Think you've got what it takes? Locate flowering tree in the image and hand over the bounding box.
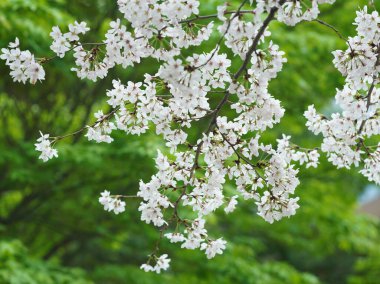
[2,0,379,273]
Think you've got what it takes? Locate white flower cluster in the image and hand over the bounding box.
[201,238,227,259]
[305,6,380,184]
[164,218,228,259]
[50,21,90,58]
[99,190,126,214]
[277,0,335,26]
[12,0,380,274]
[140,254,171,273]
[34,132,58,162]
[1,38,45,84]
[85,111,116,143]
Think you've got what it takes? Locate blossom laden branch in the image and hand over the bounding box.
[5,0,378,275]
[35,107,120,161]
[305,5,380,183]
[357,45,380,134]
[234,0,286,79]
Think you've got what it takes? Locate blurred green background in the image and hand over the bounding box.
[1,0,380,283]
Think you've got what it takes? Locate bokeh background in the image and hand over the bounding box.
[1,0,380,283]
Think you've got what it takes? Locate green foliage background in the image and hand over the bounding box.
[1,0,380,283]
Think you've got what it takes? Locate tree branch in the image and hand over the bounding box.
[313,19,347,42]
[358,45,380,135]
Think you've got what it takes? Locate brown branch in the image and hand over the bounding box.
[313,19,347,42]
[217,129,257,168]
[194,10,242,69]
[186,0,285,186]
[38,42,106,64]
[188,0,251,175]
[234,0,285,79]
[358,45,380,135]
[217,127,267,183]
[53,106,120,142]
[179,10,255,24]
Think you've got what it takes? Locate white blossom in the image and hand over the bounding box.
[224,195,238,214]
[200,238,227,259]
[34,132,58,162]
[1,38,45,84]
[140,254,171,274]
[99,190,126,214]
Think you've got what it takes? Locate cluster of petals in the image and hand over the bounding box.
[305,6,380,184]
[1,38,45,84]
[34,132,58,162]
[98,190,126,214]
[140,254,171,273]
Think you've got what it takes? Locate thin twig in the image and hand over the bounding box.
[313,19,347,42]
[194,6,254,69]
[217,127,267,183]
[53,107,120,141]
[39,42,106,64]
[179,10,255,24]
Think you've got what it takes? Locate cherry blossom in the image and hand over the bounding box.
[140,254,171,273]
[201,238,227,259]
[5,0,380,274]
[34,132,58,162]
[1,38,45,84]
[99,190,126,215]
[306,6,380,183]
